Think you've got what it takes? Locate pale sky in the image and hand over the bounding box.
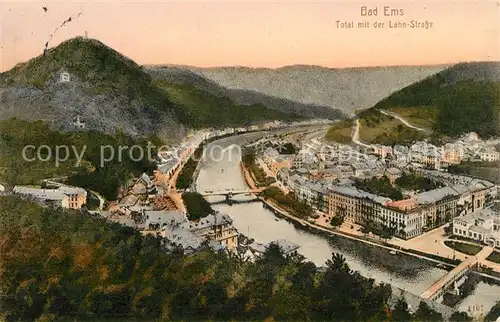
[1,0,499,72]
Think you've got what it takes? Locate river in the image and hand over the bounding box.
[195,130,500,313]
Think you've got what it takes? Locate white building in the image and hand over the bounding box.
[73,116,85,129]
[453,208,500,248]
[59,71,71,83]
[13,186,87,209]
[479,149,500,162]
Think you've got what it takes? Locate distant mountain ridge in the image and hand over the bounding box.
[173,64,450,115]
[146,65,346,120]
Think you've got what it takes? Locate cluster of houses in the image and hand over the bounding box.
[12,185,87,209]
[256,132,499,244]
[378,132,500,169]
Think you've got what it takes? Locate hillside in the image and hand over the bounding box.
[326,62,500,145]
[0,38,312,140]
[184,64,448,116]
[0,37,186,141]
[155,81,303,128]
[0,196,398,321]
[147,65,346,120]
[0,118,159,199]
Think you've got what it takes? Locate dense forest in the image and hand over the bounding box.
[0,118,158,200]
[371,63,500,139]
[0,195,459,321]
[156,81,303,129]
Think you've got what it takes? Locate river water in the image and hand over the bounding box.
[196,130,499,313]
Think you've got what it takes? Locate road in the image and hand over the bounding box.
[352,119,371,148]
[378,109,427,132]
[89,190,106,210]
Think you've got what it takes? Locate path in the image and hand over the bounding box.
[378,109,427,132]
[89,190,106,210]
[352,119,371,148]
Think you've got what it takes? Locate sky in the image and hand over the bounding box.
[1,0,499,72]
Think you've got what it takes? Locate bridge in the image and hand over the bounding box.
[420,247,494,301]
[201,188,265,197]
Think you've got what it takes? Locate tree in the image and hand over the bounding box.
[325,253,351,275]
[392,298,412,322]
[485,301,500,322]
[414,301,443,321]
[449,311,473,322]
[182,192,215,220]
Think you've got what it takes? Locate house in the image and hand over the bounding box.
[478,148,500,162]
[180,212,239,251]
[142,210,186,230]
[442,143,463,165]
[73,115,86,129]
[245,239,300,261]
[13,186,87,209]
[59,70,71,83]
[372,144,392,159]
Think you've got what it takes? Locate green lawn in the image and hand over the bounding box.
[486,251,500,264]
[325,119,353,144]
[444,240,482,256]
[387,106,438,130]
[358,110,428,145]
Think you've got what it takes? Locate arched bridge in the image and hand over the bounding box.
[202,188,265,197]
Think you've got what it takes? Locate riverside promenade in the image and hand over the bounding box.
[239,159,500,279]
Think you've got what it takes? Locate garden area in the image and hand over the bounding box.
[242,149,276,187]
[444,240,482,256]
[486,251,500,264]
[354,176,403,201]
[261,186,313,219]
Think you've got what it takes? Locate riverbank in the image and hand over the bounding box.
[239,160,500,283]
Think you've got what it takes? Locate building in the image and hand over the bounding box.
[385,167,402,184]
[244,239,300,261]
[478,149,500,162]
[453,209,500,248]
[142,210,186,230]
[72,115,85,129]
[442,143,463,165]
[160,212,239,252]
[380,205,426,239]
[59,70,71,83]
[372,144,392,159]
[13,186,87,209]
[180,212,239,251]
[327,185,391,225]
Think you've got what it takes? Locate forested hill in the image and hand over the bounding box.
[0,196,394,321]
[369,61,500,139]
[327,62,500,145]
[148,65,347,120]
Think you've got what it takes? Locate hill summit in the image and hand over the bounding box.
[0,37,185,139]
[0,37,311,139]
